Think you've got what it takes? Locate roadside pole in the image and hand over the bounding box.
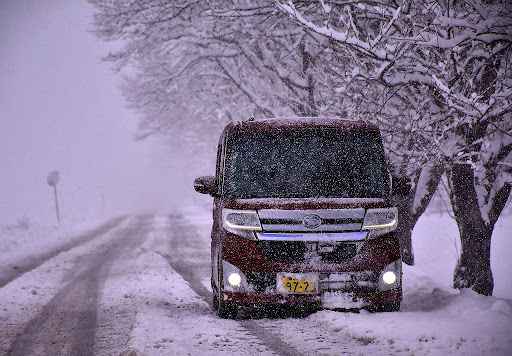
[53,184,60,222]
[47,170,61,223]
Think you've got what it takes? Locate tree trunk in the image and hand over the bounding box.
[395,193,417,265]
[449,163,494,295]
[395,164,444,265]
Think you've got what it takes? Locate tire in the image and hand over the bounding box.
[216,293,238,319]
[212,291,219,310]
[212,278,237,318]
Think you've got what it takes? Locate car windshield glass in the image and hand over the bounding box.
[223,128,390,198]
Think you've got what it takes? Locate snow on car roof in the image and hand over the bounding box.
[223,117,380,133]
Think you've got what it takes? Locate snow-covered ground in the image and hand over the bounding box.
[1,205,511,355]
[0,216,105,274]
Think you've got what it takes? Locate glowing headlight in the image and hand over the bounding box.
[382,271,397,285]
[222,260,247,291]
[228,273,242,287]
[378,259,401,291]
[222,209,261,240]
[362,207,398,238]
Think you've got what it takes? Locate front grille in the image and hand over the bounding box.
[258,241,306,263]
[319,243,357,263]
[258,208,365,232]
[257,240,360,264]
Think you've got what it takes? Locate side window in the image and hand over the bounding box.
[215,134,228,197]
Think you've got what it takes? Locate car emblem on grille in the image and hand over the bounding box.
[302,214,322,229]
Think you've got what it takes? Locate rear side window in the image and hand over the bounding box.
[222,128,390,199]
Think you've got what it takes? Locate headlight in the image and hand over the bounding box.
[222,209,261,240]
[222,260,248,292]
[362,207,398,238]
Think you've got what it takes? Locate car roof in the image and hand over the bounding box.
[222,117,380,134]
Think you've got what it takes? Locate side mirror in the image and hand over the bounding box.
[194,176,217,196]
[392,176,411,197]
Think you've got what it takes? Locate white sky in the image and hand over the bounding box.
[0,1,179,223]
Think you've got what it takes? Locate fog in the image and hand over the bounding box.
[0,1,194,224]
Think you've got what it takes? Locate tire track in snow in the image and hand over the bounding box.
[164,215,306,356]
[0,216,126,288]
[7,216,151,356]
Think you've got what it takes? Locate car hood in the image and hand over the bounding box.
[222,197,390,211]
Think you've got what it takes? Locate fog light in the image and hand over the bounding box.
[228,273,242,287]
[382,271,397,285]
[222,260,248,291]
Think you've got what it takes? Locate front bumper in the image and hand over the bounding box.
[221,287,402,309]
[221,259,402,309]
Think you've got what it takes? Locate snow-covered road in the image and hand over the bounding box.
[1,212,511,355]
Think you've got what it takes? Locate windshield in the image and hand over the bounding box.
[222,128,390,199]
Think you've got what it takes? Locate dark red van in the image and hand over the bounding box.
[194,118,403,318]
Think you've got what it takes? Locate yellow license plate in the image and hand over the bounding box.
[277,273,318,294]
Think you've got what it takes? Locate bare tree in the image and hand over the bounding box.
[89,0,445,266]
[278,0,512,295]
[88,0,357,185]
[89,1,337,135]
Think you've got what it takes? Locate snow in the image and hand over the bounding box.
[1,205,511,355]
[278,2,390,60]
[321,291,366,309]
[0,216,104,274]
